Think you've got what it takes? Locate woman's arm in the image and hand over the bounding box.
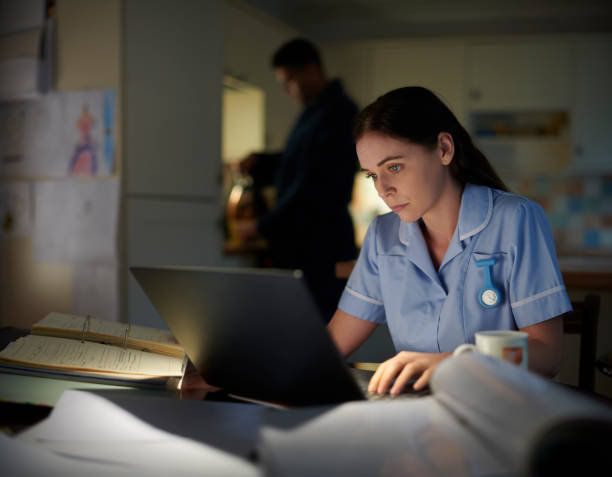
[521,315,563,378]
[327,308,379,357]
[369,315,564,395]
[328,309,450,394]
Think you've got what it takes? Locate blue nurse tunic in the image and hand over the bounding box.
[338,184,572,353]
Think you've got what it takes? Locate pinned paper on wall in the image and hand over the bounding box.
[0,89,116,177]
[34,178,119,264]
[0,181,33,237]
[72,263,120,322]
[0,0,45,35]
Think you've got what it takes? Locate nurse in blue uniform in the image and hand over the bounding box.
[327,86,571,396]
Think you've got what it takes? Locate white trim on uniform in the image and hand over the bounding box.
[460,187,494,241]
[345,287,384,306]
[510,285,565,308]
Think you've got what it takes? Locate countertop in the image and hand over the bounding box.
[558,256,612,290]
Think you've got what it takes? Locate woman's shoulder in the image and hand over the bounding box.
[365,212,403,253]
[490,187,543,217]
[368,211,400,237]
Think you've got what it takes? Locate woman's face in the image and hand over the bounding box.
[356,131,453,224]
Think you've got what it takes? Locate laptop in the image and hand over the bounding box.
[130,265,428,407]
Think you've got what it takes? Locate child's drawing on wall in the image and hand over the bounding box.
[69,105,97,175]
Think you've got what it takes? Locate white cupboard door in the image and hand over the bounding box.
[571,37,612,172]
[467,40,571,111]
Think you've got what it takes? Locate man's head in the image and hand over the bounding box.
[272,38,328,106]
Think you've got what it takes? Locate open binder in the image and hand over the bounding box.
[31,312,184,358]
[0,313,187,389]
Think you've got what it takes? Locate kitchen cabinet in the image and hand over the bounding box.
[470,109,571,185]
[370,42,467,123]
[467,40,572,111]
[124,0,223,198]
[466,39,575,182]
[570,37,612,172]
[124,0,226,328]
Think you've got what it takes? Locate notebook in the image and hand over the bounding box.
[130,265,428,407]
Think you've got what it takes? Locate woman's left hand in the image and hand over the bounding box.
[234,219,258,240]
[368,351,452,395]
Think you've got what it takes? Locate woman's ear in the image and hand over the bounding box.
[437,132,454,166]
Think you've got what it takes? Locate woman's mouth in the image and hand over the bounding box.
[390,203,407,213]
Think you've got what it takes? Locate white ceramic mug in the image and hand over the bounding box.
[453,330,529,369]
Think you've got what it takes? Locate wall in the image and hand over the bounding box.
[225,0,299,151]
[322,38,467,121]
[0,0,121,329]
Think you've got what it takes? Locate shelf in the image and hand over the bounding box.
[470,110,569,140]
[474,136,570,146]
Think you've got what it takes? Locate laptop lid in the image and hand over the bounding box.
[130,266,364,407]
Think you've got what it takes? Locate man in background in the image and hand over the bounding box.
[236,38,358,321]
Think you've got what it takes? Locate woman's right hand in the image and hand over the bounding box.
[368,351,451,395]
[179,361,220,400]
[238,153,258,175]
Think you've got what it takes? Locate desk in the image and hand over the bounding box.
[0,327,243,434]
[2,351,612,477]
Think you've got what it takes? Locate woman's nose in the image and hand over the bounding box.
[377,178,395,198]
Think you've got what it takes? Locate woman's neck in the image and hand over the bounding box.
[420,180,463,269]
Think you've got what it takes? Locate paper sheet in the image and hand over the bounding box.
[72,264,120,322]
[258,398,506,477]
[17,390,261,477]
[35,312,178,346]
[0,57,40,101]
[431,353,612,468]
[0,0,45,35]
[33,177,119,264]
[0,89,115,177]
[0,433,151,477]
[0,335,184,377]
[0,180,33,237]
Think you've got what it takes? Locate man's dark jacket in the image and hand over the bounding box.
[251,79,359,319]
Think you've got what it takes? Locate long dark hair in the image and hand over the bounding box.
[353,86,508,192]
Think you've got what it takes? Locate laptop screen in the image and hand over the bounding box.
[130,266,364,406]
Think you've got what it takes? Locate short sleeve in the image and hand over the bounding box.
[337,217,386,323]
[508,200,572,328]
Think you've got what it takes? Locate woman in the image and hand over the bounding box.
[328,87,570,396]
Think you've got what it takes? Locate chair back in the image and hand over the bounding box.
[563,295,600,392]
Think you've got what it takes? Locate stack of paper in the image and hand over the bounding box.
[13,390,262,477]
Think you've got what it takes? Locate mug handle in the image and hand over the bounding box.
[453,343,477,357]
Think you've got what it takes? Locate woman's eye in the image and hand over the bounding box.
[366,172,377,181]
[389,164,402,173]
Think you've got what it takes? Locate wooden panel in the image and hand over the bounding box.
[562,271,612,291]
[0,238,72,328]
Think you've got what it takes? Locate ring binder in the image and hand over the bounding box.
[81,315,91,343]
[123,323,131,349]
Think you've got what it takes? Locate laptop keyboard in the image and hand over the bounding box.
[349,367,431,400]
